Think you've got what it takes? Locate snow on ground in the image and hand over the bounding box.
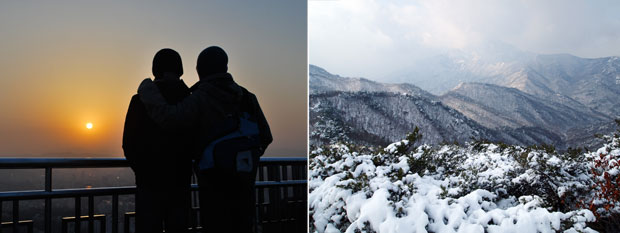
[309,134,620,233]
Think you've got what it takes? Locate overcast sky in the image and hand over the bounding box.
[310,0,620,80]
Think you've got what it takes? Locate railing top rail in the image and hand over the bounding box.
[0,158,128,168]
[0,180,308,200]
[0,157,306,169]
[258,157,307,164]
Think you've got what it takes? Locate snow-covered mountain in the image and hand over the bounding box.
[386,42,535,95]
[514,55,620,117]
[310,91,495,146]
[388,44,620,117]
[309,65,616,149]
[440,82,609,132]
[310,65,433,98]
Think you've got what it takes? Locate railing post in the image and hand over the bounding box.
[123,213,130,233]
[61,219,67,233]
[0,201,3,233]
[45,167,52,233]
[88,195,94,233]
[112,194,118,233]
[299,163,307,231]
[26,221,33,233]
[100,215,106,233]
[271,164,281,230]
[282,164,290,231]
[75,197,81,233]
[256,162,266,231]
[12,200,19,233]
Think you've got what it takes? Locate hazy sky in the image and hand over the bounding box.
[310,0,620,79]
[0,1,307,157]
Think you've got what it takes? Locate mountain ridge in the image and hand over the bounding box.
[309,64,617,150]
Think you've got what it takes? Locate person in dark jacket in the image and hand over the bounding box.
[122,48,193,233]
[136,46,272,233]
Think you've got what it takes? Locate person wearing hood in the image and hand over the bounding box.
[137,46,272,233]
[122,48,193,233]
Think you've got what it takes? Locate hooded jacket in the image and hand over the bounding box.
[137,73,272,159]
[123,79,193,186]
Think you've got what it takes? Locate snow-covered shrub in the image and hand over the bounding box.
[308,132,620,232]
[578,131,620,224]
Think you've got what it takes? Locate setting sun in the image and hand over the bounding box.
[86,122,93,129]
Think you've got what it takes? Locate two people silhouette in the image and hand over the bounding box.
[122,47,272,233]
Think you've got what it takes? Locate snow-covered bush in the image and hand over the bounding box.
[309,131,620,232]
[577,131,620,230]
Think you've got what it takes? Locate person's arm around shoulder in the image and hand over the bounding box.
[137,78,207,129]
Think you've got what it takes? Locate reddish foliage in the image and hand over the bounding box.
[577,153,620,219]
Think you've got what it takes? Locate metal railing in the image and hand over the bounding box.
[0,157,307,233]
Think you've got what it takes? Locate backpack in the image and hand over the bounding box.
[198,111,261,172]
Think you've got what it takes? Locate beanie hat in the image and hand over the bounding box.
[152,48,183,79]
[197,46,228,77]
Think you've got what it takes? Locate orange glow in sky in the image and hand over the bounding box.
[0,1,307,158]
